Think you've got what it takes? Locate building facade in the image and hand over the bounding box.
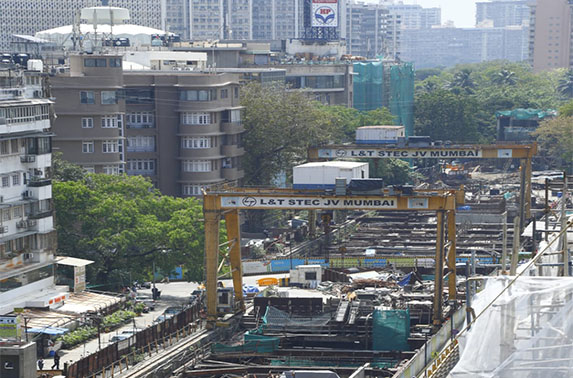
[51,54,244,197]
[528,0,573,71]
[400,25,529,69]
[0,66,61,315]
[0,0,163,51]
[251,0,302,40]
[385,3,441,30]
[476,0,530,27]
[346,1,401,59]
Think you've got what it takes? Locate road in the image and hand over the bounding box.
[44,274,288,370]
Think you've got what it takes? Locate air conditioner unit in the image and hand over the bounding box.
[24,253,33,260]
[0,226,8,234]
[16,220,27,229]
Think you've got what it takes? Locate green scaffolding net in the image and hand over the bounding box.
[211,332,280,354]
[372,308,410,351]
[353,61,415,136]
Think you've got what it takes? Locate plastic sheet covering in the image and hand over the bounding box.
[450,276,573,377]
[212,333,280,354]
[353,61,383,112]
[262,306,332,332]
[372,307,410,351]
[389,63,415,137]
[495,108,557,121]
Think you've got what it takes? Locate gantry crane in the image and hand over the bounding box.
[203,188,458,327]
[308,143,537,226]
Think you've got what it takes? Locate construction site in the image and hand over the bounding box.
[20,137,571,378]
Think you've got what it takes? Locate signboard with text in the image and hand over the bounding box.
[0,316,21,339]
[221,196,409,210]
[312,0,338,27]
[318,148,484,159]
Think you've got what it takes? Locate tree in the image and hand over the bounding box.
[415,89,481,142]
[321,105,395,142]
[369,159,421,185]
[558,69,573,99]
[240,82,336,186]
[493,69,517,86]
[446,69,476,94]
[532,116,573,173]
[51,152,86,182]
[53,174,207,288]
[558,100,573,117]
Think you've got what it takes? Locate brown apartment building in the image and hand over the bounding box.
[529,0,573,71]
[51,54,244,197]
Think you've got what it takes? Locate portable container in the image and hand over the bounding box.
[356,125,405,144]
[293,161,369,189]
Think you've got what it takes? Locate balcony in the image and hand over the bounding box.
[221,122,245,134]
[222,145,245,157]
[20,155,36,163]
[179,147,222,159]
[222,168,244,181]
[178,123,221,135]
[126,123,155,129]
[27,178,52,187]
[29,209,53,220]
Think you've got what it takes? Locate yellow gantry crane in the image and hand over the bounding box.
[203,188,458,327]
[308,143,537,223]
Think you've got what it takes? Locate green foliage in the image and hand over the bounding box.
[415,89,482,142]
[414,61,562,143]
[532,116,573,173]
[369,159,421,185]
[52,151,86,182]
[240,82,336,186]
[557,69,573,98]
[102,310,136,328]
[559,100,573,117]
[321,105,395,142]
[53,174,206,288]
[57,327,97,349]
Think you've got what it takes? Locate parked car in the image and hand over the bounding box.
[153,313,174,323]
[109,334,130,343]
[164,306,182,315]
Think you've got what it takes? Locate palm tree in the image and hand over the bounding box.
[493,69,517,86]
[558,69,573,98]
[446,69,475,94]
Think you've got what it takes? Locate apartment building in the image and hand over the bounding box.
[0,0,163,51]
[476,0,530,27]
[385,3,441,30]
[346,1,401,59]
[0,65,61,315]
[51,54,244,197]
[528,0,573,71]
[187,0,252,41]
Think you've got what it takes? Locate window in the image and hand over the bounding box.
[220,89,228,99]
[109,58,122,67]
[84,58,107,67]
[83,166,95,173]
[125,88,154,104]
[234,87,239,98]
[179,89,216,101]
[126,112,154,128]
[182,160,212,172]
[2,208,11,221]
[126,159,156,175]
[82,117,94,128]
[126,136,155,152]
[12,206,22,218]
[101,91,117,105]
[0,140,9,155]
[82,141,94,153]
[101,116,117,128]
[182,137,211,149]
[181,112,211,125]
[182,184,204,196]
[102,140,118,153]
[12,174,20,186]
[1,176,9,187]
[103,165,120,175]
[80,91,95,104]
[305,271,317,280]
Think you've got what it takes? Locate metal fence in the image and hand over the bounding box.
[66,303,201,378]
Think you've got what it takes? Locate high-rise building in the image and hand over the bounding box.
[188,0,252,41]
[346,1,401,58]
[0,64,60,315]
[0,0,163,51]
[251,0,302,40]
[385,3,441,29]
[528,0,573,71]
[476,0,530,27]
[401,26,529,69]
[51,54,245,197]
[163,0,190,39]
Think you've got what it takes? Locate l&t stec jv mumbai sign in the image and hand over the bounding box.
[312,0,338,27]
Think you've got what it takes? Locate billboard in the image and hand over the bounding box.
[312,0,338,27]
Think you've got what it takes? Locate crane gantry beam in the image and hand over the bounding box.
[203,189,457,327]
[308,143,537,223]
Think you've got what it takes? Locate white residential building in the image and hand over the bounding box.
[0,64,63,315]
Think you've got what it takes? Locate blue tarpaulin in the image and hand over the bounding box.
[27,327,68,335]
[398,272,413,287]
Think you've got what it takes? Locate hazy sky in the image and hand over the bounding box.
[365,0,479,28]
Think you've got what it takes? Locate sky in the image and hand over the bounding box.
[365,0,479,28]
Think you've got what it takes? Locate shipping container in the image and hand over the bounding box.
[293,161,369,189]
[356,125,405,144]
